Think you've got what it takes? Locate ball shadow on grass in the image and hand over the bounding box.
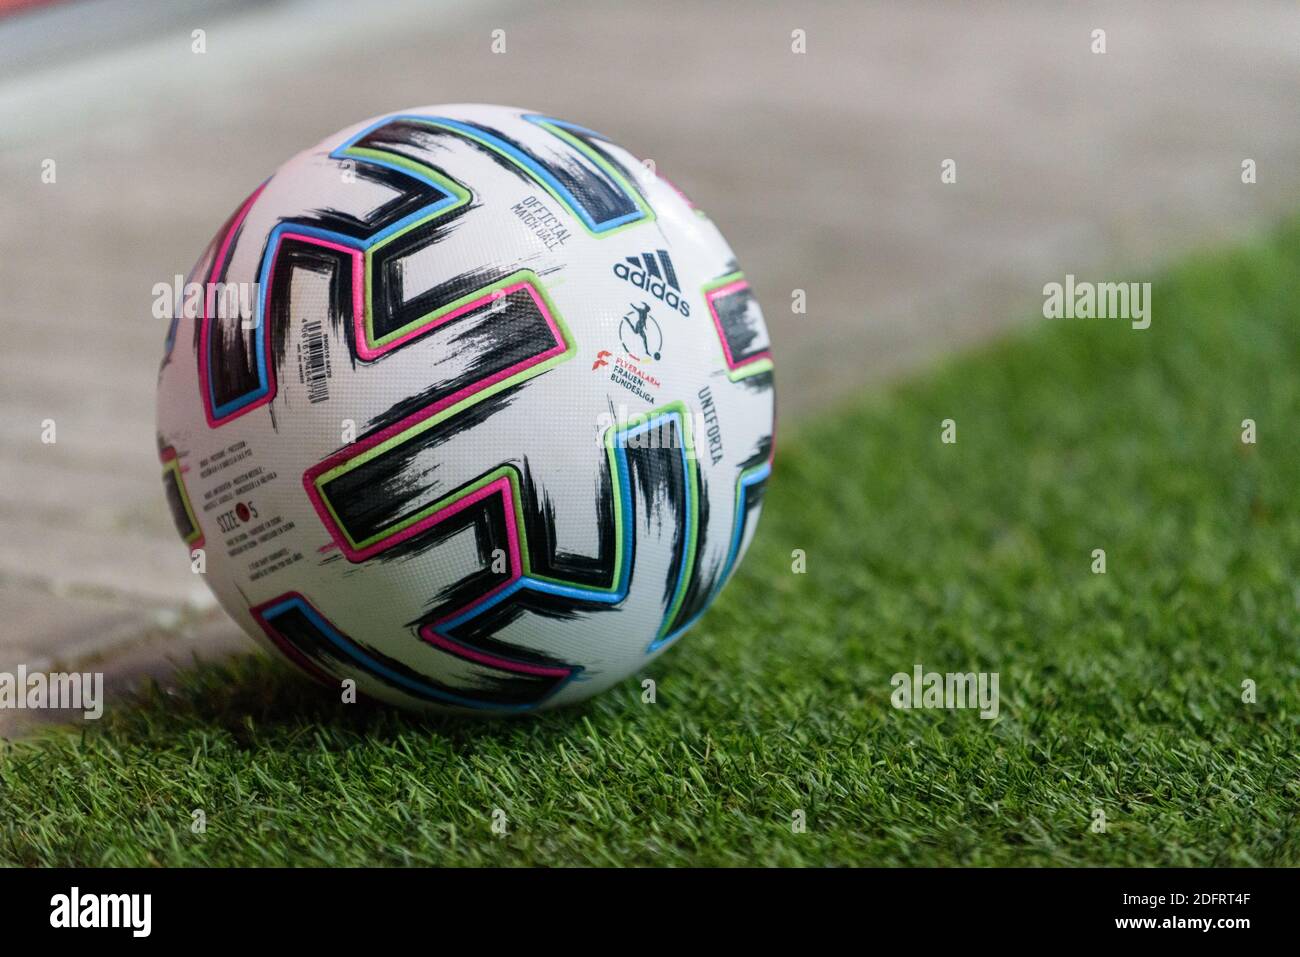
[104,651,604,753]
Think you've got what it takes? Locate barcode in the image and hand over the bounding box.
[298,319,331,404]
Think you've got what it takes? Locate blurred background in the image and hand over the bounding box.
[2,0,1299,725]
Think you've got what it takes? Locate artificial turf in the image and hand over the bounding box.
[2,222,1298,867]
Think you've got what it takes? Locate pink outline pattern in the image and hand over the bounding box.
[314,471,523,566]
[197,183,269,428]
[302,281,566,561]
[705,278,773,374]
[357,278,544,361]
[270,231,364,328]
[250,592,336,687]
[422,628,572,679]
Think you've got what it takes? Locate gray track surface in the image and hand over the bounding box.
[2,0,1299,729]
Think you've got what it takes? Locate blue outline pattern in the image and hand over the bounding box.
[261,413,766,711]
[206,111,644,421]
[434,412,692,652]
[256,594,575,713]
[205,181,462,420]
[342,114,644,234]
[649,458,772,653]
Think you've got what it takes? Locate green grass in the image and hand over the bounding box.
[4,222,1299,868]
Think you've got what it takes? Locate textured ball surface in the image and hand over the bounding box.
[156,104,775,712]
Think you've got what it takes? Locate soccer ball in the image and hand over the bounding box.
[156,104,775,713]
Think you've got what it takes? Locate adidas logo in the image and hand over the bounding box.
[612,250,690,316]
